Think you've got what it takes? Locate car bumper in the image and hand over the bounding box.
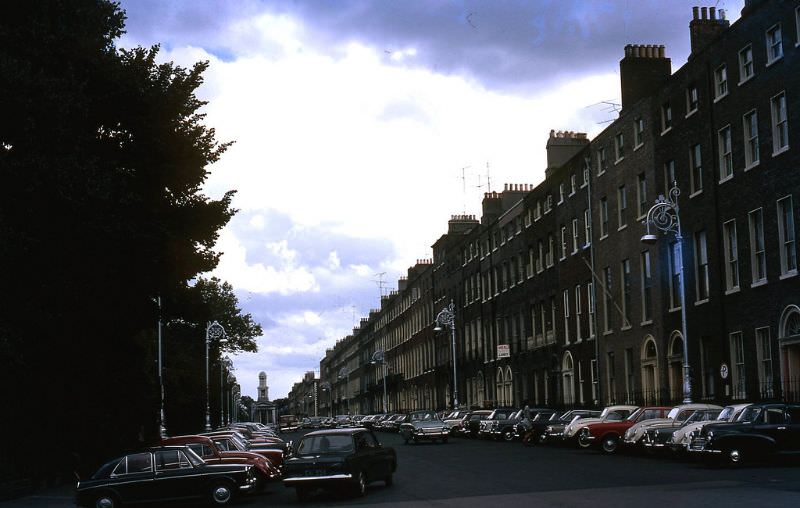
[412,431,449,439]
[284,473,354,486]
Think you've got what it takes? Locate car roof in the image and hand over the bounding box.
[303,428,367,437]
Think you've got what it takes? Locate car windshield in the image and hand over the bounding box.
[666,407,681,420]
[298,434,354,454]
[181,447,205,467]
[626,409,643,421]
[738,406,762,422]
[411,411,438,421]
[717,407,734,421]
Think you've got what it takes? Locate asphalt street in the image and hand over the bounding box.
[4,429,800,507]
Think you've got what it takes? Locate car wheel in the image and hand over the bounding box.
[538,433,548,445]
[502,429,515,442]
[384,474,393,487]
[210,481,234,506]
[577,434,592,449]
[601,435,619,454]
[726,448,744,467]
[93,493,117,508]
[353,471,367,497]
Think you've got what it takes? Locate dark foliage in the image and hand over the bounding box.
[0,1,252,483]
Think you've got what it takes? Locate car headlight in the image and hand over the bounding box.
[442,427,449,432]
[706,431,714,440]
[545,426,553,432]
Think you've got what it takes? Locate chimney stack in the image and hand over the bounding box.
[545,130,590,176]
[619,44,671,110]
[689,5,730,56]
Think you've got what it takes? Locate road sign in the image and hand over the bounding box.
[497,344,510,358]
[720,363,729,380]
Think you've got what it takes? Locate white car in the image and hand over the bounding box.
[623,403,722,447]
[667,403,751,451]
[562,405,638,446]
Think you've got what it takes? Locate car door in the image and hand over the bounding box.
[153,449,201,501]
[354,432,381,481]
[111,453,155,504]
[754,405,791,450]
[786,405,800,451]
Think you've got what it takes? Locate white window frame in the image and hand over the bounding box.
[584,209,591,248]
[714,64,728,101]
[777,195,797,278]
[563,289,570,344]
[756,327,773,398]
[614,132,625,163]
[597,147,606,176]
[558,182,565,204]
[634,118,644,149]
[600,197,609,239]
[640,250,652,323]
[748,208,767,286]
[765,23,783,65]
[686,85,698,117]
[690,144,703,196]
[743,109,760,170]
[620,258,631,329]
[570,174,576,196]
[571,218,579,254]
[560,226,568,260]
[738,44,754,84]
[770,91,788,155]
[694,230,710,304]
[718,125,733,182]
[617,185,627,230]
[661,102,672,133]
[637,173,647,219]
[723,219,740,293]
[575,285,582,341]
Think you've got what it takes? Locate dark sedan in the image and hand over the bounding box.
[75,445,256,508]
[283,428,396,500]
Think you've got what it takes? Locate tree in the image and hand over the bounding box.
[0,1,239,479]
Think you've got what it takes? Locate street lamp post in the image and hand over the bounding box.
[321,382,331,416]
[220,356,232,426]
[434,299,459,410]
[642,183,692,404]
[205,321,225,431]
[371,350,388,413]
[157,296,167,438]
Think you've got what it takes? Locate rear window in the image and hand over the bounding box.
[298,435,354,454]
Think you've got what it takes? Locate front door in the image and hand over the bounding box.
[754,405,791,450]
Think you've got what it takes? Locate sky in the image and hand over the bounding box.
[118,0,744,401]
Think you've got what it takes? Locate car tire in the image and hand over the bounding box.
[93,493,118,508]
[577,435,592,449]
[502,429,515,442]
[353,471,367,497]
[601,435,619,454]
[725,447,744,467]
[384,474,393,487]
[210,481,234,506]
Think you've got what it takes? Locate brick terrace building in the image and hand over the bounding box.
[287,0,799,413]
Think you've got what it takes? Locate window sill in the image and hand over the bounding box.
[685,109,697,119]
[744,160,760,172]
[598,169,606,177]
[772,146,790,157]
[661,127,672,136]
[599,234,609,241]
[738,74,754,86]
[750,279,768,288]
[718,174,733,185]
[668,306,681,313]
[581,183,588,189]
[689,189,703,199]
[618,224,628,232]
[636,214,646,222]
[634,143,644,152]
[614,157,625,165]
[603,330,614,336]
[724,287,741,296]
[714,92,729,103]
[640,320,653,326]
[694,299,709,306]
[766,56,783,68]
[620,325,632,331]
[779,271,798,280]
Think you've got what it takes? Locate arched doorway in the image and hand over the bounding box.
[562,351,575,406]
[779,305,800,400]
[496,368,505,406]
[477,371,485,407]
[504,366,513,406]
[641,336,659,404]
[667,333,684,402]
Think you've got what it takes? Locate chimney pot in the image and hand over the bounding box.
[701,7,707,19]
[710,7,716,19]
[719,9,725,20]
[692,6,699,20]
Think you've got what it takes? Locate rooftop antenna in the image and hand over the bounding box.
[374,272,388,298]
[475,162,492,194]
[460,165,470,214]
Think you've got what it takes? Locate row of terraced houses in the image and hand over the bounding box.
[287,0,800,417]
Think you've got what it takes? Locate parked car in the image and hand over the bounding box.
[381,414,406,432]
[162,435,279,488]
[688,403,800,466]
[283,428,396,500]
[562,405,638,446]
[534,410,601,445]
[398,410,450,444]
[668,404,751,452]
[204,432,287,470]
[334,414,353,428]
[443,410,471,436]
[75,446,257,508]
[478,408,518,439]
[623,403,722,450]
[487,409,527,441]
[466,410,493,438]
[578,406,670,453]
[642,408,723,452]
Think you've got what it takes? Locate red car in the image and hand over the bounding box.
[203,432,286,470]
[161,435,279,489]
[578,407,670,454]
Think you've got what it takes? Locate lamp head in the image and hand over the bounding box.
[641,233,659,245]
[434,325,443,332]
